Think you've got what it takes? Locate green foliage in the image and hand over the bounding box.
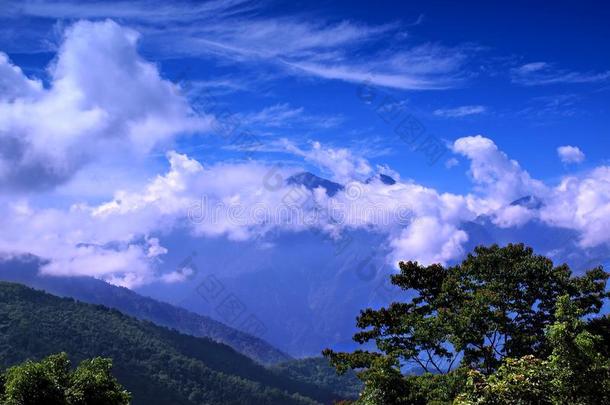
[323,244,610,404]
[455,355,552,404]
[2,354,69,405]
[545,295,610,404]
[355,356,409,405]
[0,282,337,405]
[0,353,130,405]
[326,243,608,374]
[66,357,131,405]
[455,296,610,405]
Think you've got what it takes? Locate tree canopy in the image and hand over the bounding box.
[324,243,610,404]
[1,353,130,405]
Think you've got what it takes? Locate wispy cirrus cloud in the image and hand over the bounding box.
[511,61,610,86]
[434,105,486,118]
[239,103,343,130]
[2,0,478,91]
[2,0,254,23]
[282,42,475,90]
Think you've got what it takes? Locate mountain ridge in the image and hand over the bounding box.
[0,255,291,365]
[0,280,347,405]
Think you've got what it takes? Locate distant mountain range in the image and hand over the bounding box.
[0,281,354,405]
[2,173,608,361]
[135,174,609,357]
[271,357,361,400]
[0,255,290,365]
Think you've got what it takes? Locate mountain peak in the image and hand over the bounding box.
[365,173,396,185]
[286,172,344,197]
[509,195,543,210]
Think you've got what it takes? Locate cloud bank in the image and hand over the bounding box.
[1,20,610,289]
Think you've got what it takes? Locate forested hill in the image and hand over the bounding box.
[0,282,344,405]
[0,255,290,365]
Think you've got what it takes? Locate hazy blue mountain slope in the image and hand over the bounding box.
[0,281,353,405]
[136,191,609,357]
[272,357,362,400]
[0,255,291,365]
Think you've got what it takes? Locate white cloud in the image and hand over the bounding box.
[511,62,610,86]
[283,140,373,183]
[0,53,43,101]
[492,204,536,228]
[239,103,342,129]
[1,19,610,287]
[557,145,585,164]
[445,157,459,168]
[434,105,486,118]
[452,135,547,204]
[3,1,476,91]
[2,133,610,286]
[284,43,471,90]
[0,19,209,191]
[390,216,468,265]
[540,166,610,248]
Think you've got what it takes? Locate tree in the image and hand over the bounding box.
[1,353,131,405]
[324,244,609,403]
[545,295,610,404]
[2,353,70,405]
[66,358,131,405]
[325,244,609,376]
[455,296,610,405]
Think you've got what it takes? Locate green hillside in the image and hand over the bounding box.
[0,282,343,405]
[0,255,291,365]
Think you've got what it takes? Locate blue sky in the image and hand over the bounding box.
[4,0,609,191]
[0,0,609,288]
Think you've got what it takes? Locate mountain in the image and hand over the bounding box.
[141,228,399,357]
[0,255,290,365]
[365,173,396,185]
[4,183,608,362]
[0,281,348,405]
[510,195,543,209]
[271,357,362,400]
[286,172,344,196]
[135,191,610,357]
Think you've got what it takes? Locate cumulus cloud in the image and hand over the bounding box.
[2,132,610,287]
[0,140,473,286]
[450,138,610,249]
[1,19,609,287]
[540,166,610,248]
[0,53,43,101]
[390,216,468,265]
[557,145,585,164]
[0,19,208,191]
[452,135,547,205]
